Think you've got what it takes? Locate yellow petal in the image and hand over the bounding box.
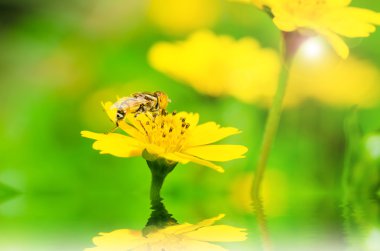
[184,225,247,242]
[322,8,380,38]
[81,131,143,157]
[118,121,146,142]
[317,28,349,59]
[161,152,190,164]
[160,223,195,235]
[184,145,247,161]
[145,143,165,156]
[192,214,225,229]
[175,152,225,172]
[101,101,117,123]
[164,214,224,235]
[187,122,240,147]
[90,229,144,250]
[271,8,297,32]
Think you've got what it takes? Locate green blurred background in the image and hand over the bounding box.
[0,0,379,250]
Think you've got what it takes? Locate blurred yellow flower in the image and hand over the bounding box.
[147,0,220,35]
[287,53,380,107]
[149,31,380,107]
[149,30,282,105]
[85,214,247,251]
[235,0,380,58]
[81,102,247,173]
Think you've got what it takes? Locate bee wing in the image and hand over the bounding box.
[133,92,151,97]
[111,97,133,109]
[112,96,150,110]
[133,92,157,101]
[128,97,149,108]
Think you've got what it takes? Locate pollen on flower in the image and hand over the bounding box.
[131,112,193,153]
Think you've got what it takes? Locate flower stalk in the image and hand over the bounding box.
[146,158,177,203]
[143,158,178,235]
[252,63,288,198]
[252,32,305,198]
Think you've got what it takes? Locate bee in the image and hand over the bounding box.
[111,91,171,127]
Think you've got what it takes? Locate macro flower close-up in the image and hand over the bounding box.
[85,214,247,251]
[81,101,248,173]
[235,0,380,58]
[2,0,380,250]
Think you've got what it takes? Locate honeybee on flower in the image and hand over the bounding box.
[111,91,171,127]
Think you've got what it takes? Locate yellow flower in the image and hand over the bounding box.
[147,0,220,35]
[84,214,247,251]
[287,53,380,107]
[148,30,282,105]
[236,0,380,58]
[81,102,247,173]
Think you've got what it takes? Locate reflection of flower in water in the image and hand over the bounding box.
[85,214,247,251]
[148,0,220,35]
[81,101,247,173]
[230,169,288,217]
[342,115,380,251]
[149,30,282,105]
[235,0,380,59]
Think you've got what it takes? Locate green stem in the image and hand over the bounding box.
[252,62,289,198]
[143,159,178,235]
[251,31,306,197]
[252,196,272,251]
[146,159,177,204]
[150,170,166,204]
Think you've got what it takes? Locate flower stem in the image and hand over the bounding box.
[146,159,177,204]
[252,31,306,197]
[150,170,166,203]
[144,159,178,235]
[252,62,289,198]
[252,196,272,251]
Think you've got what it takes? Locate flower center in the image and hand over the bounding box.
[134,112,191,153]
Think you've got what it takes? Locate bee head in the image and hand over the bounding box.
[155,91,171,109]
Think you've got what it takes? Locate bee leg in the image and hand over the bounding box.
[144,112,154,121]
[106,119,121,133]
[137,104,145,112]
[107,122,119,133]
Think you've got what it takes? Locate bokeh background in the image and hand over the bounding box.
[1,0,380,250]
